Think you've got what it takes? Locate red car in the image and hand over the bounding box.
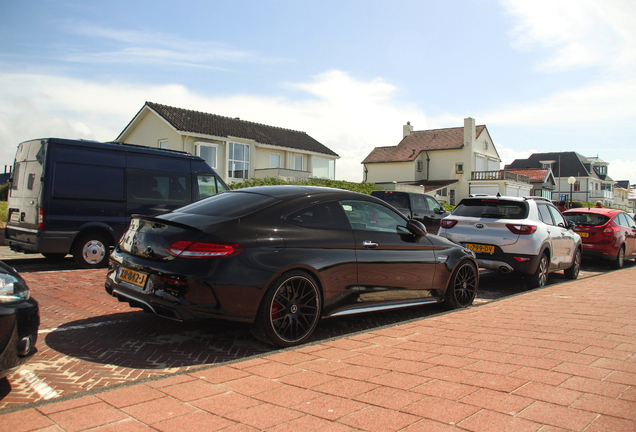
[563,208,636,269]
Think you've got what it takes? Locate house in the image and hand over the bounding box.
[117,102,339,184]
[506,168,557,200]
[362,117,531,204]
[506,152,615,206]
[614,181,631,211]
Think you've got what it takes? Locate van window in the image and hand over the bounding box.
[197,175,227,200]
[10,161,43,199]
[53,162,125,201]
[127,169,191,204]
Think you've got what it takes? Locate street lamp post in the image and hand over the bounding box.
[567,176,576,209]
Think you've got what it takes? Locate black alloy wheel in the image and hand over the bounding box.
[444,260,478,309]
[527,253,549,289]
[564,248,581,280]
[251,271,321,347]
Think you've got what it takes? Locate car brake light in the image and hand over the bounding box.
[441,219,458,229]
[38,208,44,231]
[166,240,243,258]
[506,224,537,235]
[603,226,617,237]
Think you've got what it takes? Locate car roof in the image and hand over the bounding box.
[563,208,622,215]
[460,195,545,203]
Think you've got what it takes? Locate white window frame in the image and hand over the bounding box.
[456,163,464,174]
[159,139,168,149]
[228,142,250,180]
[416,160,423,172]
[270,153,281,168]
[195,142,218,169]
[294,155,303,171]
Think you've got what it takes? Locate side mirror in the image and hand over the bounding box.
[407,219,427,237]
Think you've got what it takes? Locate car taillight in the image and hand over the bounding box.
[441,219,458,229]
[38,208,44,231]
[506,224,537,235]
[603,225,618,237]
[166,240,243,258]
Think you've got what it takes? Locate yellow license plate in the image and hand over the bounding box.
[117,267,148,288]
[578,232,589,238]
[465,243,495,254]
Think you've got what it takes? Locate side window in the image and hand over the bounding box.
[286,202,350,230]
[425,196,441,212]
[537,204,554,225]
[625,214,636,229]
[197,175,227,200]
[340,200,406,233]
[411,195,428,212]
[616,213,629,228]
[127,169,191,204]
[547,205,566,227]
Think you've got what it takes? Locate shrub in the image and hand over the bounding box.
[228,178,381,195]
[0,182,8,201]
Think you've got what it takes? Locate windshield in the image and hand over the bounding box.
[563,212,610,227]
[452,199,528,219]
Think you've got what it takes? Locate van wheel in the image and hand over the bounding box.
[42,253,66,261]
[74,234,110,268]
[250,271,321,347]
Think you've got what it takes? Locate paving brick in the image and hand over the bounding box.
[311,377,378,398]
[190,391,262,416]
[462,372,528,393]
[368,370,430,390]
[223,403,303,429]
[158,378,225,402]
[460,388,534,415]
[121,396,197,425]
[513,381,582,406]
[571,393,636,421]
[402,396,480,425]
[585,415,636,432]
[0,408,54,432]
[96,384,165,408]
[252,385,321,408]
[412,379,478,401]
[277,370,337,389]
[151,409,235,432]
[47,401,128,432]
[457,409,542,432]
[518,401,598,431]
[353,386,425,410]
[292,394,366,420]
[339,405,420,432]
[266,415,354,432]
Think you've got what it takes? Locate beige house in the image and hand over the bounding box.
[614,181,631,211]
[362,117,531,205]
[117,102,339,184]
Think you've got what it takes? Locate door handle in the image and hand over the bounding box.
[362,241,379,249]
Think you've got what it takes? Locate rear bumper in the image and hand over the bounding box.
[475,253,541,275]
[5,226,75,254]
[581,248,618,261]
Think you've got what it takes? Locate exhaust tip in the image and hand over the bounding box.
[499,265,513,274]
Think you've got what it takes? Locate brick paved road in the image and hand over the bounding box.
[0,258,623,410]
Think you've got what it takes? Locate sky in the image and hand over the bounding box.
[0,0,635,184]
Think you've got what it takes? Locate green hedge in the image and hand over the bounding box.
[0,182,8,201]
[228,177,381,195]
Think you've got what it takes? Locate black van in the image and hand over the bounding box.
[5,138,228,268]
[371,190,450,234]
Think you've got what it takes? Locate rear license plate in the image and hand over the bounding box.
[116,267,148,288]
[578,232,589,238]
[465,243,495,254]
[10,212,19,222]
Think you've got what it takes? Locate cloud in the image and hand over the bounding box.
[502,0,636,74]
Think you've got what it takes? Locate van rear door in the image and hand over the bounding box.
[6,140,45,235]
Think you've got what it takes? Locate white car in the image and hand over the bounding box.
[438,196,582,288]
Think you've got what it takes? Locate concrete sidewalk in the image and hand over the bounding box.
[2,268,635,432]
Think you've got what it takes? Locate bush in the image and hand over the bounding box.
[0,182,8,201]
[228,178,381,195]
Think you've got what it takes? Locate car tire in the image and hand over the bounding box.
[73,233,110,269]
[564,248,581,280]
[610,245,625,270]
[444,260,478,310]
[42,253,67,261]
[250,271,322,347]
[527,252,549,289]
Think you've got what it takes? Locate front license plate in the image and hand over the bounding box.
[116,267,148,288]
[578,232,589,238]
[465,243,495,254]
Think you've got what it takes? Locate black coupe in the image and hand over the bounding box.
[105,186,478,347]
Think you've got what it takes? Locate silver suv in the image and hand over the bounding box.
[438,196,582,288]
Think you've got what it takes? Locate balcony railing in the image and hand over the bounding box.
[471,170,530,183]
[589,190,614,199]
[253,168,311,182]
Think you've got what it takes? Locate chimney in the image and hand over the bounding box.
[403,121,414,139]
[464,117,476,146]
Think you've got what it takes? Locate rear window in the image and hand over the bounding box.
[174,191,278,218]
[452,199,528,219]
[564,212,610,226]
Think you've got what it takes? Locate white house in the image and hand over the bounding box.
[362,117,531,204]
[117,102,340,184]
